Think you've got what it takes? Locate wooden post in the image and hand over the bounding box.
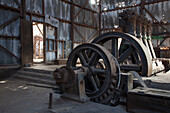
[70,0,74,49]
[99,0,102,35]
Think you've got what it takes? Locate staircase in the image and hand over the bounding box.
[13,67,56,85]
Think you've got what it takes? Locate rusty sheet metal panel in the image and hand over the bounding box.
[101,0,140,11]
[164,1,170,22]
[127,87,170,113]
[46,51,56,62]
[164,25,170,33]
[101,10,121,30]
[152,26,163,36]
[74,25,98,42]
[45,15,59,28]
[147,3,162,21]
[0,0,20,8]
[58,22,71,59]
[74,6,97,27]
[26,14,30,21]
[21,19,33,65]
[0,9,20,36]
[32,15,44,22]
[58,22,70,40]
[145,1,170,33]
[26,0,42,14]
[73,0,98,12]
[145,5,153,21]
[57,41,66,59]
[0,38,20,65]
[46,25,56,62]
[0,38,7,64]
[0,6,20,65]
[101,11,119,29]
[44,0,70,20]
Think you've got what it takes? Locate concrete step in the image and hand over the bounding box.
[13,67,56,86]
[16,70,54,81]
[14,73,56,85]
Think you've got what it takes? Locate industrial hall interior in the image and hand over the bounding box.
[0,0,170,113]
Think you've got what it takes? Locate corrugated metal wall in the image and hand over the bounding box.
[0,0,169,65]
[0,0,99,64]
[0,0,21,65]
[100,0,170,47]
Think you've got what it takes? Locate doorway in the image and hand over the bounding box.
[33,22,44,63]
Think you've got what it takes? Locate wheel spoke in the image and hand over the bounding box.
[87,74,99,91]
[71,67,80,70]
[78,51,87,66]
[94,75,101,88]
[93,68,106,75]
[88,52,98,66]
[82,50,89,63]
[118,46,135,63]
[120,64,141,71]
[111,39,119,58]
[132,51,140,64]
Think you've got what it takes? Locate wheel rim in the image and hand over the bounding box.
[67,43,118,101]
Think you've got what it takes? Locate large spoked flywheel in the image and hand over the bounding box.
[67,43,118,104]
[92,32,152,76]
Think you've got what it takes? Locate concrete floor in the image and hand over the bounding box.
[1,64,170,113]
[0,77,128,113]
[0,78,52,113]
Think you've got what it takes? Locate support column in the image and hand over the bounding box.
[99,0,102,35]
[70,0,74,49]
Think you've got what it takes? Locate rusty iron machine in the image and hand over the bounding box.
[53,9,170,108]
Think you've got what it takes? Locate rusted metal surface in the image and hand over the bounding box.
[92,32,152,77]
[53,66,75,88]
[0,0,169,66]
[119,9,137,36]
[0,45,20,61]
[54,66,89,102]
[67,43,119,104]
[0,0,99,65]
[73,0,88,20]
[0,14,20,30]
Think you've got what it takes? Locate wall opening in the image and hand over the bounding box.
[33,22,44,63]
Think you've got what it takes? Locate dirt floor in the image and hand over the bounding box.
[0,77,127,113]
[0,78,53,113]
[1,64,170,113]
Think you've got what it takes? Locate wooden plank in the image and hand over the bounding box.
[21,19,33,65]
